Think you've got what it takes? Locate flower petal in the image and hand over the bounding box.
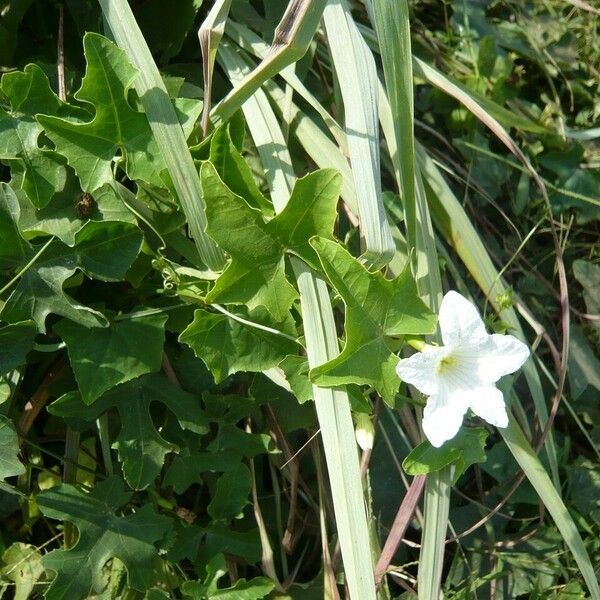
[396,346,448,395]
[465,386,509,428]
[464,333,530,383]
[422,388,469,447]
[439,291,488,347]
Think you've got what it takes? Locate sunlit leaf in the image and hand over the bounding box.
[179,307,297,383]
[202,162,341,320]
[310,236,436,404]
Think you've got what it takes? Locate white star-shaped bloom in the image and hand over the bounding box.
[396,291,530,448]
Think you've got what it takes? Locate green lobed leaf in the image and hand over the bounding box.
[182,553,274,599]
[202,161,341,320]
[164,423,271,494]
[0,416,25,480]
[55,314,167,405]
[207,463,252,522]
[36,33,168,192]
[0,64,69,208]
[49,374,209,490]
[309,236,436,404]
[209,121,272,215]
[403,427,489,483]
[16,171,137,247]
[0,320,37,374]
[179,307,297,383]
[0,183,31,269]
[37,477,171,599]
[277,355,312,403]
[0,210,142,332]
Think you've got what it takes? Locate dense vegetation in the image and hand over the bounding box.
[0,1,598,598]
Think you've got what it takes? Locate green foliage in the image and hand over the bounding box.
[50,374,209,489]
[0,64,69,209]
[55,314,167,404]
[0,2,598,599]
[38,33,165,192]
[0,320,36,374]
[37,477,171,599]
[0,416,25,480]
[0,542,45,600]
[403,427,489,483]
[310,236,436,404]
[202,162,341,320]
[182,554,274,599]
[179,307,297,382]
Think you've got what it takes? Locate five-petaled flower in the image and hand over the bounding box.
[396,291,530,448]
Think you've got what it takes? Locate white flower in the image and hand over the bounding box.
[396,291,530,448]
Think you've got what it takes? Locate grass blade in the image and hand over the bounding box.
[502,415,600,600]
[323,0,394,266]
[373,0,417,254]
[216,44,377,599]
[212,0,327,126]
[418,468,451,600]
[98,0,225,270]
[373,4,447,598]
[198,0,233,135]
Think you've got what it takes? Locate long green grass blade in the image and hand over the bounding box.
[98,0,224,270]
[373,0,416,255]
[373,3,447,597]
[217,44,376,599]
[418,467,451,600]
[323,0,394,266]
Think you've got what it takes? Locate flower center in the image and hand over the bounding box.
[436,352,459,374]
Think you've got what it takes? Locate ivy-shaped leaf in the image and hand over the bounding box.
[202,162,341,320]
[403,427,489,483]
[182,554,274,600]
[166,523,262,566]
[0,416,25,480]
[164,419,271,494]
[37,477,171,599]
[207,464,252,522]
[0,64,70,208]
[49,373,209,490]
[0,184,142,332]
[55,314,168,405]
[15,169,137,247]
[208,122,272,216]
[0,183,31,269]
[37,33,166,191]
[0,321,36,374]
[309,236,436,405]
[179,307,298,383]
